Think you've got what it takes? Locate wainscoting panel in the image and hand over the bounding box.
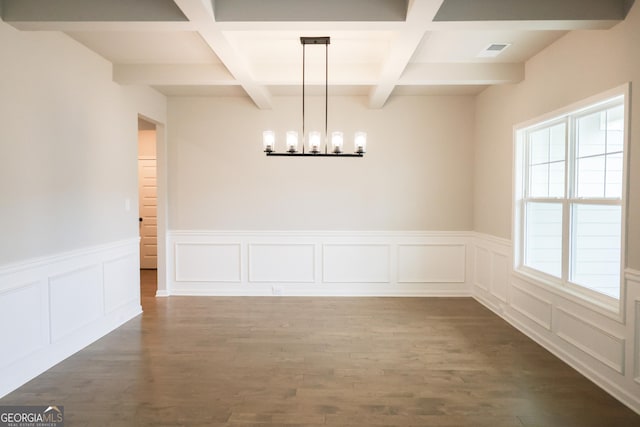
[323,244,389,283]
[555,307,625,373]
[397,244,465,283]
[168,231,472,296]
[0,239,141,399]
[491,253,509,303]
[175,243,241,282]
[472,234,640,414]
[49,266,102,343]
[474,246,491,291]
[104,254,139,314]
[249,244,315,283]
[511,284,552,331]
[0,282,45,368]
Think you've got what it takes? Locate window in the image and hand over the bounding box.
[515,86,628,307]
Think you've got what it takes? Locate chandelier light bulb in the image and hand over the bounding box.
[286,131,299,153]
[262,130,275,153]
[308,131,321,153]
[354,131,367,154]
[331,131,344,153]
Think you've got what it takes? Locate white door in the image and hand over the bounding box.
[138,158,157,269]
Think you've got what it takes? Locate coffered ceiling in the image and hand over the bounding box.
[1,0,634,108]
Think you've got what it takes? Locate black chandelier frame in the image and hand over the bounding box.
[265,36,365,158]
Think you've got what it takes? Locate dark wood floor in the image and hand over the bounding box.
[1,270,638,426]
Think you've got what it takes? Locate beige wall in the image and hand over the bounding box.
[168,95,475,231]
[0,20,166,265]
[474,2,640,269]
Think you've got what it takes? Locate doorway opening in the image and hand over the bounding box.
[138,117,158,296]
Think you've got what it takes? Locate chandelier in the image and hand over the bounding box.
[262,36,366,157]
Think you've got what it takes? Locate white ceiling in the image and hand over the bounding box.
[1,0,633,108]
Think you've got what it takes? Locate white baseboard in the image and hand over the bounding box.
[0,238,141,398]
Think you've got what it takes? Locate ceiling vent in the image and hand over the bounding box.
[478,43,511,58]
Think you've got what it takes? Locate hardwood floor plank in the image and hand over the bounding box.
[0,270,638,426]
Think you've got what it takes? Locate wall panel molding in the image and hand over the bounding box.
[473,246,491,291]
[472,235,512,305]
[397,244,465,283]
[555,307,626,374]
[626,268,640,283]
[0,281,46,369]
[104,253,139,314]
[472,233,640,415]
[0,238,141,398]
[511,284,553,331]
[49,265,102,343]
[323,244,390,283]
[491,252,509,303]
[249,243,315,283]
[168,230,472,296]
[175,243,241,282]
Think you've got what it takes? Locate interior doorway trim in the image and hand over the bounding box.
[138,114,168,297]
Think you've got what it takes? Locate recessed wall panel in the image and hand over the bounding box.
[474,246,491,291]
[511,285,552,330]
[491,253,509,302]
[0,283,44,367]
[556,307,625,374]
[49,266,101,343]
[249,244,315,283]
[175,243,241,282]
[323,244,389,283]
[397,244,465,283]
[104,254,137,313]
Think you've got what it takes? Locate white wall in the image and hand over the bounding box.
[472,1,640,414]
[0,21,166,265]
[168,95,475,231]
[473,3,640,269]
[0,19,166,397]
[165,94,476,296]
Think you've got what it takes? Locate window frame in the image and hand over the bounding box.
[513,84,630,315]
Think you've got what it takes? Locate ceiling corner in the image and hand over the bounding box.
[624,0,636,15]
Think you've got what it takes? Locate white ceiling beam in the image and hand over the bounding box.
[173,0,273,109]
[368,0,445,108]
[113,64,235,86]
[254,63,381,86]
[400,63,524,85]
